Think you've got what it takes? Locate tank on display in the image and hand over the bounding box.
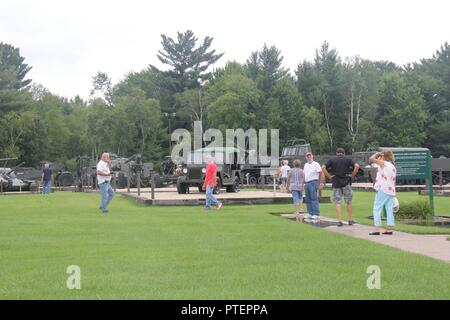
[0,158,36,192]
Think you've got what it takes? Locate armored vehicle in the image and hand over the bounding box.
[176,147,241,194]
[0,159,36,191]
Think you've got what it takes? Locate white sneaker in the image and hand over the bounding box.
[312,215,320,220]
[308,214,313,219]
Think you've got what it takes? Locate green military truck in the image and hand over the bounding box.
[176,147,241,194]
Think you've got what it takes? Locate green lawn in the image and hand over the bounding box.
[0,192,449,299]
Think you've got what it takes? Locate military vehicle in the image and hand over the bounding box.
[48,163,75,187]
[0,158,36,192]
[278,139,370,182]
[76,156,97,189]
[431,156,450,185]
[279,140,450,185]
[111,153,163,189]
[176,147,241,194]
[76,153,163,190]
[159,155,183,186]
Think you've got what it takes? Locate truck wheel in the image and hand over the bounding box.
[249,176,257,185]
[177,176,187,194]
[226,176,240,193]
[213,178,221,194]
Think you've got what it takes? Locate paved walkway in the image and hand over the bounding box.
[282,214,450,264]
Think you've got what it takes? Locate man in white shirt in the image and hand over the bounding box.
[303,152,325,219]
[97,152,114,214]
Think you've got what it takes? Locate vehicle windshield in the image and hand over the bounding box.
[187,151,225,164]
[281,145,310,157]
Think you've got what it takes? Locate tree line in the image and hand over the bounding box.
[0,30,449,170]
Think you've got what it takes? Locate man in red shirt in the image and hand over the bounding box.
[202,155,222,210]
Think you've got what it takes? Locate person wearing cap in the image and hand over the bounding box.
[97,152,115,214]
[322,148,360,227]
[303,152,325,219]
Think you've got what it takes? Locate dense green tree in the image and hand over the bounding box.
[341,58,381,152]
[174,88,206,131]
[206,65,261,129]
[32,93,71,162]
[266,76,305,146]
[0,42,32,115]
[0,111,35,158]
[90,71,114,107]
[206,93,252,132]
[0,42,32,90]
[374,73,427,147]
[154,30,224,92]
[246,44,288,93]
[302,106,328,155]
[115,89,165,164]
[297,41,345,152]
[408,42,450,156]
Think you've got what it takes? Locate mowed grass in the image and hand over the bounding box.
[0,192,450,299]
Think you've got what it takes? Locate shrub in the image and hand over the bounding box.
[395,200,433,219]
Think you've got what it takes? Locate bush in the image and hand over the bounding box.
[395,200,433,219]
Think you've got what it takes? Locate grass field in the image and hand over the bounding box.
[0,191,449,299]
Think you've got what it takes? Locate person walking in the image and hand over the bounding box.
[286,159,305,223]
[202,155,222,211]
[322,148,360,227]
[41,163,52,194]
[97,152,115,214]
[369,150,397,235]
[303,152,325,220]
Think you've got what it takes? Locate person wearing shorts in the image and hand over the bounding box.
[287,159,304,223]
[322,148,360,227]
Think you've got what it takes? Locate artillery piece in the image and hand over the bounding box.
[0,158,36,192]
[114,153,161,189]
[76,153,162,190]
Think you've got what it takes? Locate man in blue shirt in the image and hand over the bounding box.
[41,163,52,194]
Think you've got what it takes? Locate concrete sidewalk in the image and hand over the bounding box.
[281,214,450,264]
[326,222,450,264]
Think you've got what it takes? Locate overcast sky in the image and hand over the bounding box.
[1,0,449,99]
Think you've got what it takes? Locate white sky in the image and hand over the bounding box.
[1,0,449,99]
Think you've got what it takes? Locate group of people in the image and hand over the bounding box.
[43,148,397,234]
[278,148,397,235]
